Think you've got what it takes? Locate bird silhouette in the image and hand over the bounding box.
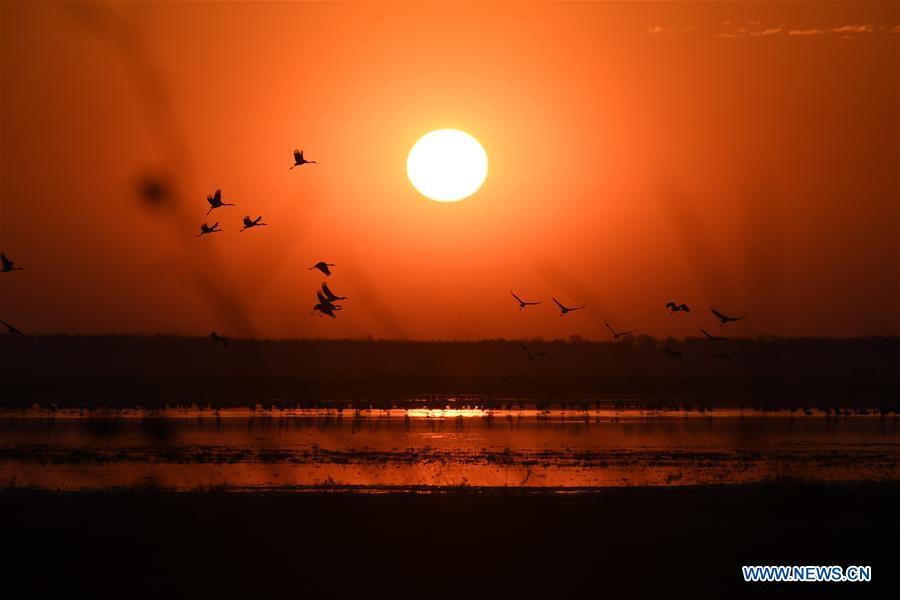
[604,321,635,339]
[552,298,585,316]
[206,189,235,215]
[0,319,29,339]
[665,301,690,314]
[321,282,346,302]
[1,253,23,273]
[197,222,223,236]
[510,291,541,310]
[291,149,317,169]
[699,327,728,342]
[309,262,336,276]
[209,331,228,347]
[316,290,342,311]
[313,301,338,318]
[664,347,683,360]
[710,307,745,325]
[239,215,267,231]
[519,343,547,361]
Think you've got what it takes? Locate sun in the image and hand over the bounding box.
[407,129,488,202]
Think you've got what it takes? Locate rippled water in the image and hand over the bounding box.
[2,407,898,490]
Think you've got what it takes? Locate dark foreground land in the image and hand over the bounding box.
[2,335,899,409]
[2,483,899,598]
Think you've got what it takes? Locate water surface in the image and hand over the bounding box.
[2,407,898,491]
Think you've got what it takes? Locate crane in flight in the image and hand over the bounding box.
[710,307,745,325]
[1,253,23,273]
[510,291,541,310]
[699,327,728,342]
[316,290,342,311]
[552,298,585,316]
[0,319,29,339]
[604,321,635,339]
[519,344,547,361]
[197,222,223,236]
[206,189,235,215]
[309,261,336,276]
[240,215,267,231]
[321,282,346,302]
[291,149,318,169]
[313,299,338,318]
[665,301,690,314]
[209,331,229,347]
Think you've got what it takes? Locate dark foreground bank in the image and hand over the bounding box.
[2,483,898,598]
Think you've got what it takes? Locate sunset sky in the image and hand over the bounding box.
[1,1,897,340]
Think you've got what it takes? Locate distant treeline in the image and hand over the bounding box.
[1,335,898,409]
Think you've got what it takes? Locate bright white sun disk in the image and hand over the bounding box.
[407,129,488,202]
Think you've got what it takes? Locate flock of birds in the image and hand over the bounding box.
[195,150,347,344]
[511,289,747,363]
[2,147,750,360]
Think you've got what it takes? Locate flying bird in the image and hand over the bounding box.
[510,291,541,310]
[197,222,223,236]
[710,307,745,325]
[552,298,585,316]
[313,302,338,318]
[1,253,23,273]
[316,290,342,311]
[604,321,635,339]
[0,319,29,339]
[663,347,683,360]
[240,215,267,231]
[206,189,235,215]
[291,149,317,169]
[309,262,336,276]
[321,282,346,302]
[665,302,690,314]
[699,327,728,342]
[519,344,547,361]
[209,331,228,347]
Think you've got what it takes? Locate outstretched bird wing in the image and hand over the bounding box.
[214,189,222,203]
[511,291,524,304]
[243,215,253,227]
[604,321,616,336]
[552,298,567,311]
[665,301,677,311]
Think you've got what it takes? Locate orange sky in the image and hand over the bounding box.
[1,1,898,340]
